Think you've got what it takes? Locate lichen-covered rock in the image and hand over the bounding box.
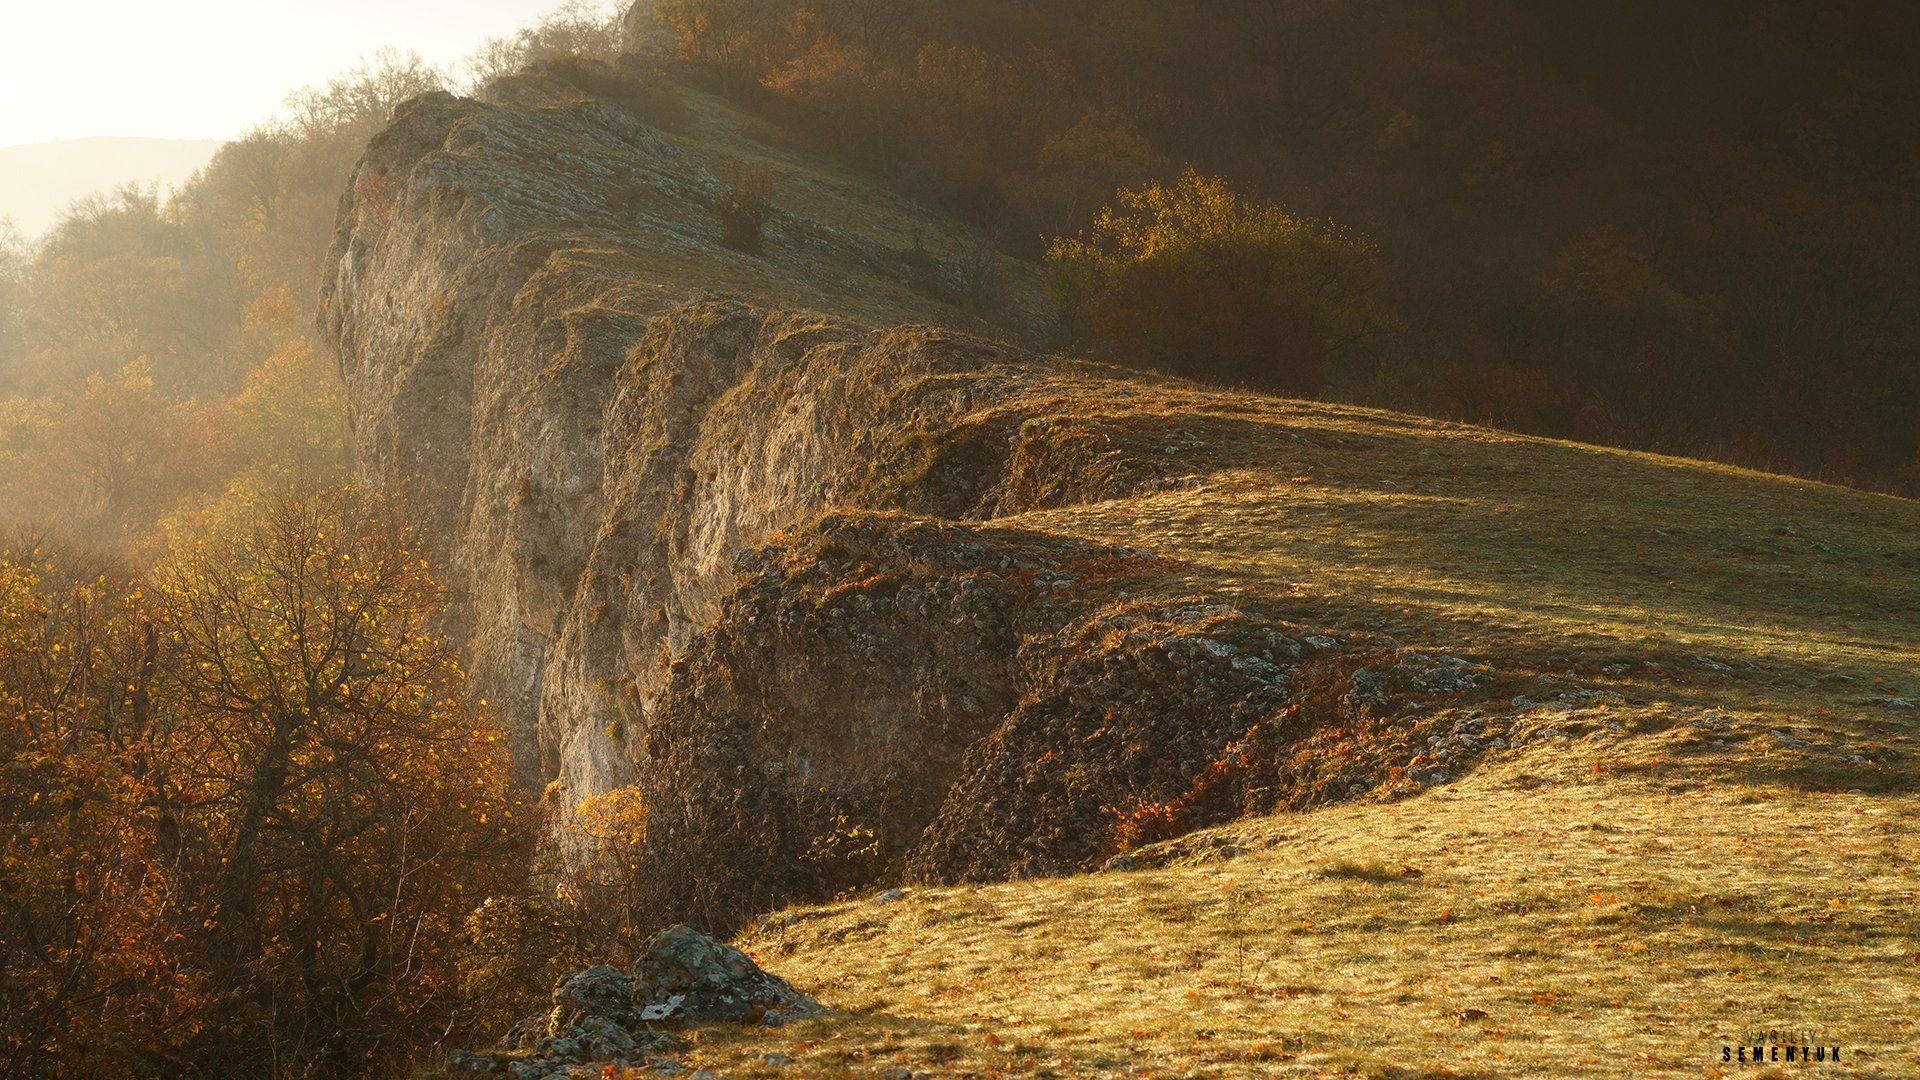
[450,963,684,1077]
[499,1012,547,1052]
[446,1049,506,1074]
[631,925,823,1023]
[549,965,639,1032]
[450,927,817,1073]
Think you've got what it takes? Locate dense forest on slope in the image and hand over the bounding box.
[634,0,1920,492]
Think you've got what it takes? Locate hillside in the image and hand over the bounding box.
[621,0,1920,496]
[318,70,1920,1077]
[711,416,1920,1076]
[0,136,222,237]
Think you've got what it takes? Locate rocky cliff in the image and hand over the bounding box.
[319,74,1506,928]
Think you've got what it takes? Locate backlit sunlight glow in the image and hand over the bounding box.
[0,0,620,145]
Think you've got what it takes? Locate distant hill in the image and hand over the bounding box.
[0,136,222,238]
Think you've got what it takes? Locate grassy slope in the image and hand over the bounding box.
[519,76,1052,339]
[687,396,1918,1077]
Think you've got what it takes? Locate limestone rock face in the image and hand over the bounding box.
[318,83,1045,795]
[320,79,1475,928]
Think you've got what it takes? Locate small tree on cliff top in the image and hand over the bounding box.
[715,159,775,253]
[1047,170,1384,395]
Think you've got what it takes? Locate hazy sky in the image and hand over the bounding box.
[0,1,621,146]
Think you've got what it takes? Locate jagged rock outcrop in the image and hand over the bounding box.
[319,80,1046,790]
[319,76,1502,929]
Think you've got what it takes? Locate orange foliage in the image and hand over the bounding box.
[1107,797,1186,852]
[0,486,529,1075]
[1048,171,1382,394]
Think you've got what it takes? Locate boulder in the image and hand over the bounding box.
[631,925,825,1024]
[550,965,640,1032]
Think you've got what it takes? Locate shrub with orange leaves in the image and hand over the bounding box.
[567,784,655,955]
[1107,797,1187,852]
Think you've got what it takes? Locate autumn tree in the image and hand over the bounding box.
[762,36,893,169]
[0,220,26,380]
[454,785,650,1032]
[223,334,347,484]
[647,0,785,93]
[466,0,627,85]
[714,159,775,252]
[0,359,227,548]
[12,187,220,396]
[149,486,526,1071]
[1013,107,1168,240]
[0,552,189,1076]
[565,785,654,953]
[1539,226,1725,443]
[283,49,446,141]
[0,49,395,550]
[0,486,527,1076]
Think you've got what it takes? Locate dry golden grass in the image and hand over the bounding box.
[697,767,1917,1078]
[675,393,1918,1078]
[1018,393,1919,702]
[540,77,1051,340]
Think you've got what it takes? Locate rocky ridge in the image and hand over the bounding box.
[319,76,1526,929]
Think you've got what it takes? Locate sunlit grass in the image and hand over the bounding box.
[672,391,1918,1077]
[696,768,1919,1077]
